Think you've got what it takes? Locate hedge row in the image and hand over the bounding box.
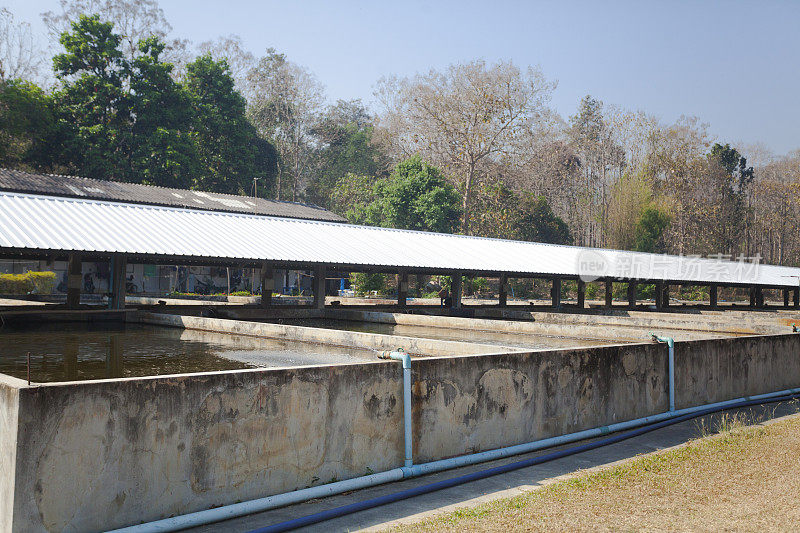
[0,271,57,294]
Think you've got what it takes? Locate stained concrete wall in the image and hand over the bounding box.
[0,375,22,533]
[2,333,800,531]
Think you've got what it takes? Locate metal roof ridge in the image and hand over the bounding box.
[0,167,336,213]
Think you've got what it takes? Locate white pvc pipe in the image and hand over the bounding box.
[379,350,413,467]
[109,385,800,533]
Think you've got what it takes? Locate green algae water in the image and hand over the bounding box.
[0,322,378,383]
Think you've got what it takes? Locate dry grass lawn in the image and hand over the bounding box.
[394,411,800,532]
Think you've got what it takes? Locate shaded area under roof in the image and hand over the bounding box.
[0,168,344,223]
[0,192,797,288]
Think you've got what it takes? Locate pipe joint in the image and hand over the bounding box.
[378,349,411,369]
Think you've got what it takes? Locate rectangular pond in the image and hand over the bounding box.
[0,322,380,383]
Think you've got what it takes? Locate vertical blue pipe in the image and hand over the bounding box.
[379,350,413,467]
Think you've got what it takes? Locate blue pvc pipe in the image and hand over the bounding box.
[249,392,800,533]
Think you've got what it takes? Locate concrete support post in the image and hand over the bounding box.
[605,280,613,308]
[66,253,82,309]
[755,287,765,308]
[749,286,757,308]
[260,262,274,307]
[451,271,462,309]
[576,279,585,309]
[498,274,508,307]
[627,281,637,308]
[313,266,326,309]
[709,284,718,308]
[109,253,127,310]
[397,270,408,308]
[784,288,790,308]
[794,287,799,309]
[655,280,664,310]
[662,284,670,308]
[551,278,561,308]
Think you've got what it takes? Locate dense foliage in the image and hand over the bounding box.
[1,15,275,193]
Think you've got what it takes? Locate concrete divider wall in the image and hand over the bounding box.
[139,312,511,356]
[2,332,800,531]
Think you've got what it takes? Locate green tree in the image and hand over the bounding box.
[52,14,131,180]
[371,156,461,233]
[331,156,461,233]
[0,79,62,169]
[513,194,572,244]
[306,99,388,207]
[128,37,198,188]
[633,205,672,253]
[184,54,276,193]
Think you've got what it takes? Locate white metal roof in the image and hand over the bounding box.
[0,192,797,287]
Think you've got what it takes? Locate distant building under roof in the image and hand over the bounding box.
[0,168,345,223]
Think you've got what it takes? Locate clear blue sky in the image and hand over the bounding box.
[7,0,800,156]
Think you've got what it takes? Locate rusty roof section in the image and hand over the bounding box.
[0,168,345,222]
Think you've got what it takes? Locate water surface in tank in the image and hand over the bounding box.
[0,322,379,383]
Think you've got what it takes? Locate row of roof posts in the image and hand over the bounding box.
[577,279,586,309]
[109,254,127,310]
[260,262,273,308]
[551,278,561,309]
[64,253,126,310]
[498,274,508,307]
[66,253,82,308]
[397,271,409,308]
[451,271,462,309]
[313,266,326,310]
[783,287,800,308]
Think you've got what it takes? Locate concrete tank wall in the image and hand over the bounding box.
[0,375,22,533]
[2,333,800,531]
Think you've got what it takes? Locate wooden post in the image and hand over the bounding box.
[576,279,585,309]
[397,270,408,308]
[605,280,613,308]
[498,274,508,307]
[551,278,561,308]
[451,271,462,309]
[109,253,127,310]
[260,262,274,307]
[627,282,637,308]
[709,284,718,308]
[313,265,326,309]
[66,253,82,309]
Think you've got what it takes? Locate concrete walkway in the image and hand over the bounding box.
[188,401,800,533]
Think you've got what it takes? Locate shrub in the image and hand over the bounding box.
[0,271,56,294]
[350,273,388,296]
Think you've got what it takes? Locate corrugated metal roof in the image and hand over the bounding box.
[0,192,797,287]
[0,168,344,222]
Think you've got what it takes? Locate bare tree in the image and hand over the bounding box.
[41,0,186,65]
[197,34,254,90]
[0,8,45,82]
[375,60,556,234]
[245,49,325,201]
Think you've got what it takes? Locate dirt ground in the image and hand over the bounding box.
[395,410,800,532]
